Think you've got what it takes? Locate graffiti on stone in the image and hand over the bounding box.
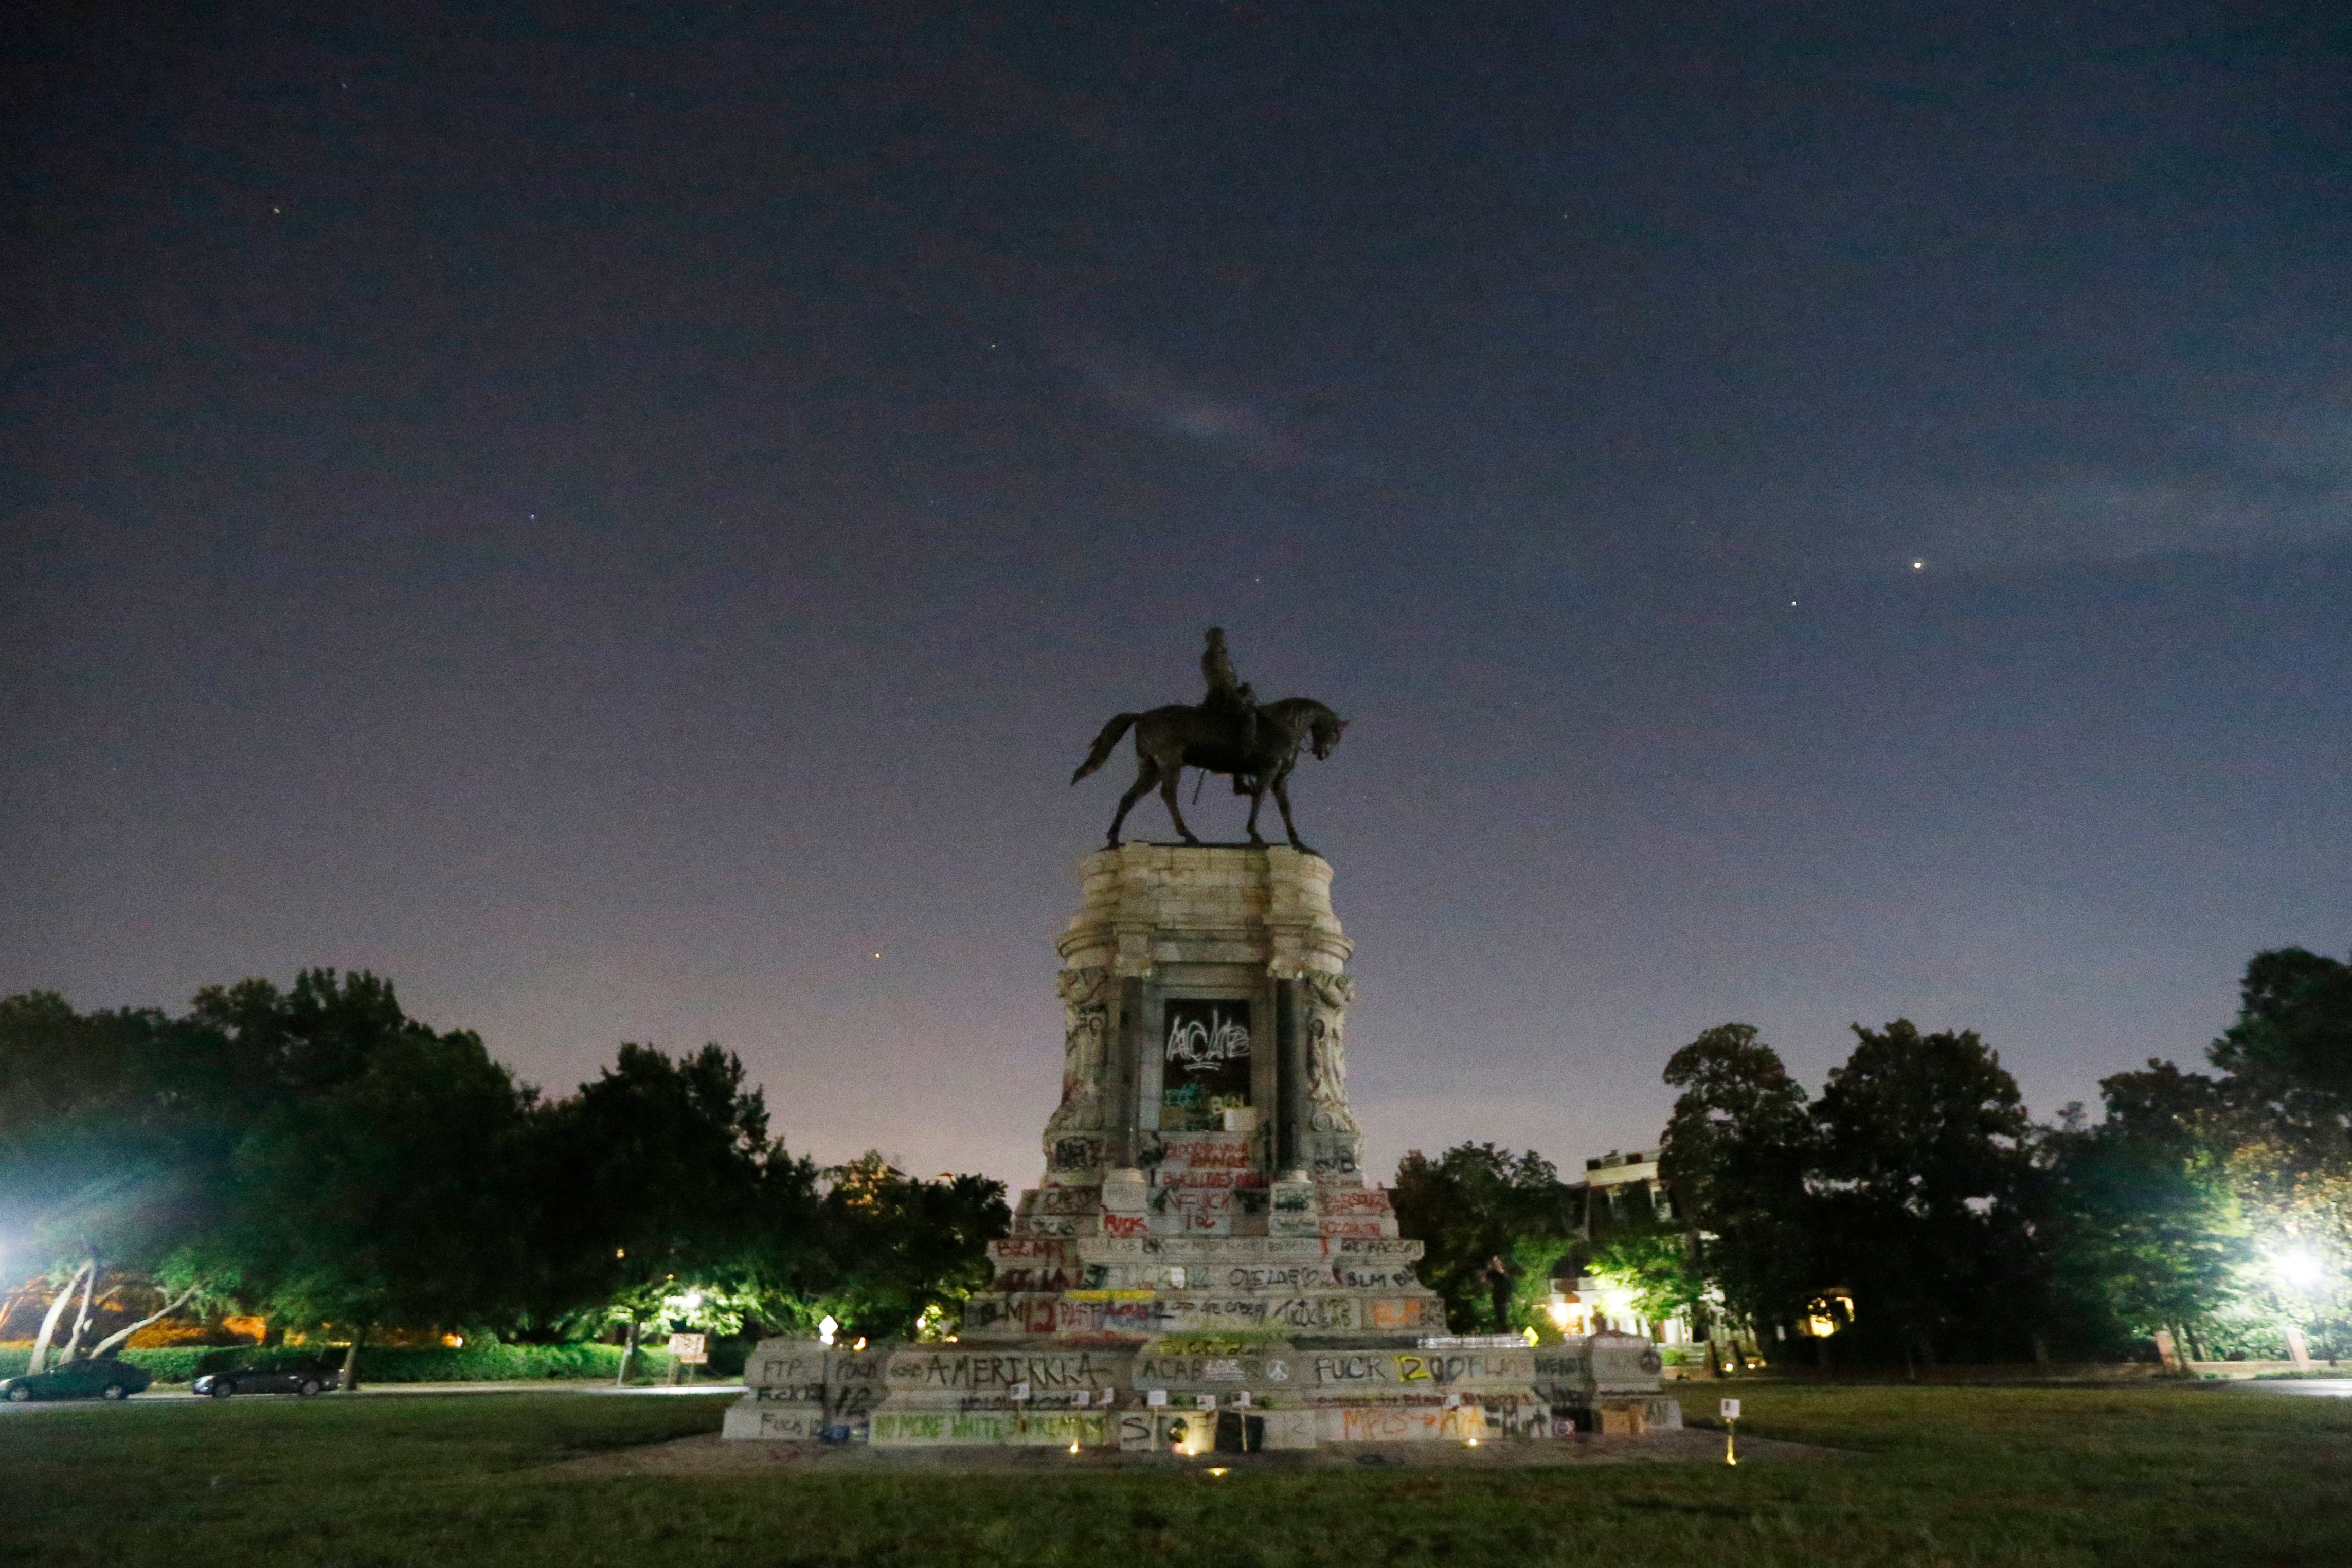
[1318,1219,1390,1238]
[1313,1354,1392,1383]
[1369,1298,1444,1330]
[1157,1134,1253,1170]
[872,1410,1108,1446]
[1320,1188,1391,1214]
[1160,999,1252,1133]
[1339,1405,1484,1443]
[1032,1185,1101,1214]
[1049,1137,1105,1170]
[889,1351,1110,1392]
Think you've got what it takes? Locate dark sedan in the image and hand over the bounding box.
[191,1363,339,1398]
[1,1357,154,1402]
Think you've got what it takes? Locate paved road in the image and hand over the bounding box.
[2248,1377,2352,1398]
[1,1381,742,1412]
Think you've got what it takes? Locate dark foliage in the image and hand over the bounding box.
[1657,1023,1817,1331]
[1811,1021,2040,1364]
[817,1152,1009,1341]
[520,1041,823,1335]
[1391,1143,1569,1331]
[1,975,997,1353]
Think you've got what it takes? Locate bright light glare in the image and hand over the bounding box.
[682,1290,704,1311]
[818,1314,839,1346]
[2277,1248,2328,1291]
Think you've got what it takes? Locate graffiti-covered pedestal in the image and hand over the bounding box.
[723,845,1677,1450]
[963,843,1446,1346]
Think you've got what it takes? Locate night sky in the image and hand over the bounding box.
[6,3,2347,1185]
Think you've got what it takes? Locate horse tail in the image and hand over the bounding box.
[1071,713,1140,784]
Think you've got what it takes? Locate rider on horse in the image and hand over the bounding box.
[1201,628,1260,784]
[1070,630,1347,851]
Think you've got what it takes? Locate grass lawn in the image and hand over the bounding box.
[4,1380,2349,1566]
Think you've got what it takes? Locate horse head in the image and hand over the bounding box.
[1307,705,1348,760]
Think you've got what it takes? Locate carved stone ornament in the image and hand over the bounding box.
[1045,965,1112,1132]
[1300,971,1359,1134]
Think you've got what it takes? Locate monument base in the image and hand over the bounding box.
[720,844,1676,1449]
[722,1331,1678,1451]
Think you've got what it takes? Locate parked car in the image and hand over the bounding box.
[191,1362,340,1398]
[1,1357,154,1402]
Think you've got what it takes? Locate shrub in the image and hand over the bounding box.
[0,1337,748,1384]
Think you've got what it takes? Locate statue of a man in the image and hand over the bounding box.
[1200,627,1259,761]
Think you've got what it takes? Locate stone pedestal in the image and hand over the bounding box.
[960,844,1439,1344]
[725,844,1676,1449]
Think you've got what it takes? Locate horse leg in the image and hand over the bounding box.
[1244,776,1269,846]
[1157,751,1202,845]
[1107,759,1159,849]
[1272,767,1313,855]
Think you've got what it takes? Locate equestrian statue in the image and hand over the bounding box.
[1071,628,1348,853]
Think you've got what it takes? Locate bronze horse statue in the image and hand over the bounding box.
[1072,697,1348,852]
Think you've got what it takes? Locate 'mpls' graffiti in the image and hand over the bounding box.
[1339,1405,1485,1443]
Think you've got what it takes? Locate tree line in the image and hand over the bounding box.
[0,971,1007,1379]
[11,947,2343,1376]
[1392,946,2351,1368]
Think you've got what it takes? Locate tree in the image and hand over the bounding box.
[2042,1063,2246,1358]
[520,1043,822,1352]
[1657,1023,1819,1339]
[818,1154,1009,1341]
[2210,948,2352,1123]
[1391,1143,1569,1333]
[1812,1020,2037,1367]
[0,993,233,1370]
[225,1018,535,1385]
[2195,950,2352,1354]
[2064,949,2352,1361]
